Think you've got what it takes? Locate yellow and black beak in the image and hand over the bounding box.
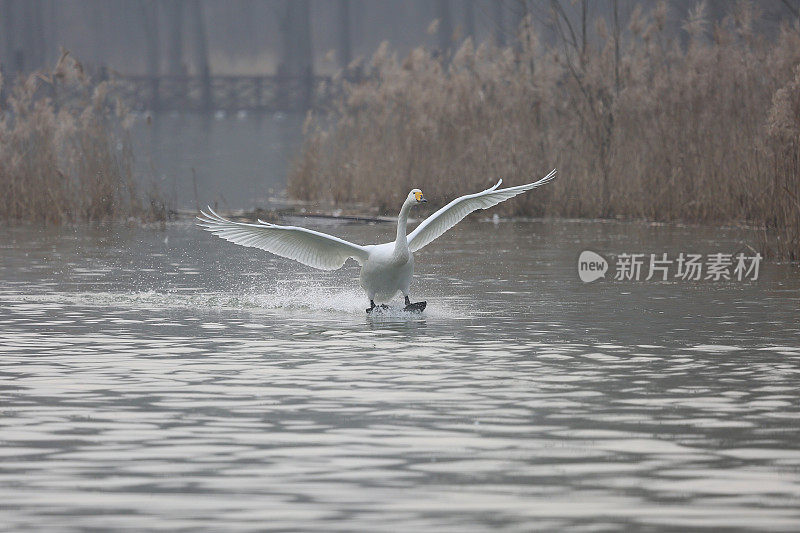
[415,191,427,203]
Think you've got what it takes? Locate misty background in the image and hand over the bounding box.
[2,1,799,213]
[3,1,799,81]
[2,5,800,530]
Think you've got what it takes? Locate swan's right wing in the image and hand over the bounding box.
[407,169,557,252]
[197,207,370,270]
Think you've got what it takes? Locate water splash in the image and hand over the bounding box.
[250,280,368,314]
[3,279,464,319]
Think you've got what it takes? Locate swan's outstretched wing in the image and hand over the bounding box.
[197,207,370,270]
[407,169,558,252]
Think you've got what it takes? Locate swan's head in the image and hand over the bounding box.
[408,189,427,205]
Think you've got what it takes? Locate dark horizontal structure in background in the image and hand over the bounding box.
[113,73,335,112]
[3,0,798,112]
[0,64,342,113]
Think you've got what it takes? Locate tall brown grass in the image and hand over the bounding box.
[289,2,800,261]
[0,52,167,224]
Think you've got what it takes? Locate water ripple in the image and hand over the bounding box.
[1,222,799,531]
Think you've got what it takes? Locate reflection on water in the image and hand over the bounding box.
[1,220,799,531]
[131,112,304,210]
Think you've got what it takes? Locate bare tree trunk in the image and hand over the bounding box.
[89,1,111,69]
[436,0,452,56]
[188,0,211,111]
[279,0,313,110]
[165,0,184,76]
[611,0,620,93]
[606,0,621,214]
[509,0,527,48]
[337,0,351,69]
[493,0,505,47]
[352,0,364,50]
[26,0,45,70]
[139,0,160,110]
[6,0,46,72]
[612,0,620,94]
[43,0,57,66]
[463,0,475,43]
[581,0,587,64]
[1,0,18,73]
[519,0,533,72]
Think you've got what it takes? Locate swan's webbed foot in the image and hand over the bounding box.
[366,300,389,314]
[403,295,427,313]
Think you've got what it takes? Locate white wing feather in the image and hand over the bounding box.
[197,207,370,270]
[407,169,558,252]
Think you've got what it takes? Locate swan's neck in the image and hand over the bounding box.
[395,199,412,249]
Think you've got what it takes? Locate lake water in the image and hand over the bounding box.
[1,218,799,531]
[131,112,305,210]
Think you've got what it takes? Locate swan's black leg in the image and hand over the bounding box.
[367,300,389,313]
[403,294,427,312]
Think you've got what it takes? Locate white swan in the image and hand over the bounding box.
[197,169,557,312]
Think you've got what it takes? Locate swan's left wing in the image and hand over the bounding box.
[407,169,557,252]
[197,207,370,270]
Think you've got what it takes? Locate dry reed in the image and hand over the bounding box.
[0,51,167,224]
[289,2,800,261]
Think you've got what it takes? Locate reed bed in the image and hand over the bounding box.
[0,52,166,224]
[289,3,800,260]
